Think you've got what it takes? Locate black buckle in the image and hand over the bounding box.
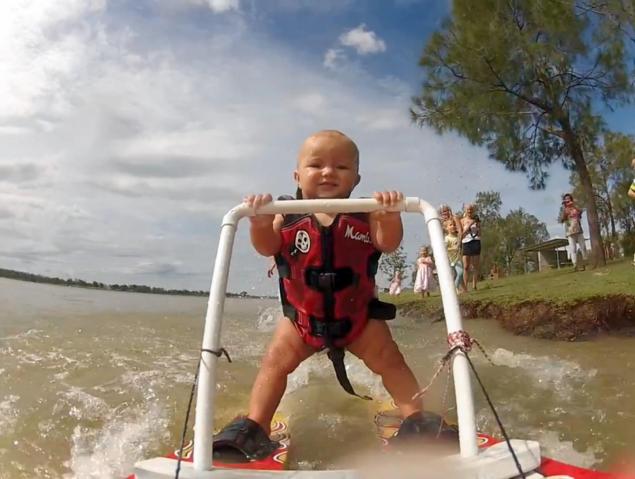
[318,272,337,290]
[305,268,355,292]
[308,317,352,339]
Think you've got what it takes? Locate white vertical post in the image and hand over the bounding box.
[418,199,479,458]
[193,209,243,470]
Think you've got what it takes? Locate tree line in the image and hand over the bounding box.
[0,267,255,298]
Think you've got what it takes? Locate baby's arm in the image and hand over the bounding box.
[244,194,283,257]
[369,191,403,253]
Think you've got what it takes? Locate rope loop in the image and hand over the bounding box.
[412,330,481,401]
[201,347,232,363]
[447,330,473,352]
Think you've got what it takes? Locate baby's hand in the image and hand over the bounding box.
[371,191,403,219]
[244,194,275,227]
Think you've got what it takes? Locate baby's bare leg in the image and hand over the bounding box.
[347,320,422,418]
[248,318,314,433]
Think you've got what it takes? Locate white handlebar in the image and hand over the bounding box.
[224,197,423,223]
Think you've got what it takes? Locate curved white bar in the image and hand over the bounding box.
[225,197,421,220]
[193,197,477,471]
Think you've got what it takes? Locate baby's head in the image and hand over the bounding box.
[420,246,430,257]
[294,130,360,199]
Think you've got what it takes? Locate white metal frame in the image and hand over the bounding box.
[133,197,541,479]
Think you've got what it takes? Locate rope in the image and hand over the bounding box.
[438,366,454,438]
[175,361,200,479]
[412,330,526,479]
[201,347,232,363]
[174,347,232,479]
[463,352,526,479]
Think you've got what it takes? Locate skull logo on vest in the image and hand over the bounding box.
[294,230,311,253]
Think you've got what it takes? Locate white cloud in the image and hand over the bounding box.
[339,24,387,55]
[323,48,346,69]
[182,0,239,13]
[0,0,105,121]
[207,0,240,13]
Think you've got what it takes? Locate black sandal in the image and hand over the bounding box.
[391,411,459,443]
[213,417,279,462]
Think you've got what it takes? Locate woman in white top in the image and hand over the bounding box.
[460,203,481,291]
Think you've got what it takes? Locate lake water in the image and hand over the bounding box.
[1,277,634,478]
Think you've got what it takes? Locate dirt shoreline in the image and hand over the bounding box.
[399,294,635,341]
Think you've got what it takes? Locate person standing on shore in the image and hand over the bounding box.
[629,159,635,266]
[460,204,481,290]
[445,220,467,295]
[413,246,435,298]
[558,193,588,271]
[439,204,462,236]
[388,270,402,296]
[628,158,635,200]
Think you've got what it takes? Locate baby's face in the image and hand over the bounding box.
[294,133,360,199]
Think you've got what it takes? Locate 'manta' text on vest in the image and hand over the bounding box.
[344,225,372,244]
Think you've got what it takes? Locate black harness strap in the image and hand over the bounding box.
[327,347,371,400]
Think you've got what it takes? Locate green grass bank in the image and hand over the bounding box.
[385,259,635,341]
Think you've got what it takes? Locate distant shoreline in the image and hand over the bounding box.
[0,268,272,299]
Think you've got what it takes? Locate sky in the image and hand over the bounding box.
[1,0,634,295]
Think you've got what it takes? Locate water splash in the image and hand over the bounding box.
[65,403,169,479]
[539,429,603,469]
[256,306,282,332]
[0,394,20,435]
[491,348,597,399]
[285,351,386,399]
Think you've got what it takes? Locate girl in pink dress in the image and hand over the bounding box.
[388,270,403,295]
[413,246,435,297]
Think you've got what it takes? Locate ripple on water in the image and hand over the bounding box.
[0,394,20,435]
[491,348,597,399]
[539,429,603,469]
[256,305,282,332]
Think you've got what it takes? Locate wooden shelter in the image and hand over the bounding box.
[521,238,570,272]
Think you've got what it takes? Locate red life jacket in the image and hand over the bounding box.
[275,212,389,349]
